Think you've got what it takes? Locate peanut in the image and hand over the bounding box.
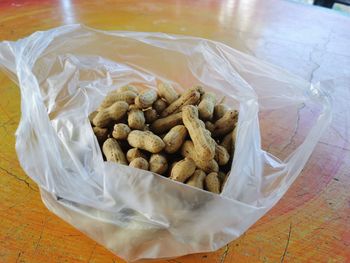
[102,138,127,165]
[193,85,205,95]
[157,82,178,104]
[160,86,203,117]
[112,123,131,140]
[135,89,158,109]
[205,121,215,134]
[127,130,165,153]
[89,111,98,125]
[181,140,218,173]
[153,99,167,113]
[182,105,216,161]
[129,157,149,170]
[166,160,179,178]
[214,144,230,165]
[186,169,206,189]
[220,131,233,153]
[93,101,128,127]
[93,127,108,143]
[212,110,238,137]
[218,171,229,192]
[144,108,158,123]
[150,112,183,134]
[99,91,137,109]
[117,85,139,94]
[222,127,236,162]
[214,104,229,120]
[169,161,178,170]
[205,172,220,194]
[128,105,145,130]
[149,154,168,175]
[198,92,216,120]
[217,171,226,184]
[163,125,188,154]
[220,126,237,155]
[169,158,196,182]
[126,148,148,163]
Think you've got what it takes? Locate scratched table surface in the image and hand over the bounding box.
[0,0,350,262]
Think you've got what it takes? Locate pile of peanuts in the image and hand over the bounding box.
[89,83,238,194]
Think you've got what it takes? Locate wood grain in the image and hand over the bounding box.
[0,0,349,262]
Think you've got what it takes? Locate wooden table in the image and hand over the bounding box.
[0,0,349,262]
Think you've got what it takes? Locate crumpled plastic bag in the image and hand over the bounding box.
[0,25,332,262]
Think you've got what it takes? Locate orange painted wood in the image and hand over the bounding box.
[0,1,349,262]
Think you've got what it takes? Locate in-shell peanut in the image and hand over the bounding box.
[205,172,220,194]
[169,158,196,182]
[93,127,108,143]
[150,112,183,134]
[182,105,216,161]
[218,171,229,192]
[117,85,139,94]
[205,121,215,134]
[157,82,178,104]
[214,103,229,120]
[186,169,206,189]
[102,138,127,165]
[93,101,129,127]
[128,105,145,130]
[163,125,188,154]
[181,140,218,173]
[129,157,149,170]
[144,108,158,123]
[214,144,230,166]
[99,90,137,109]
[160,86,203,117]
[168,161,179,177]
[127,130,165,153]
[217,171,226,184]
[198,92,216,120]
[220,131,233,153]
[153,98,167,113]
[89,111,98,125]
[112,124,131,140]
[149,154,168,175]
[135,89,158,109]
[126,148,148,163]
[212,110,238,137]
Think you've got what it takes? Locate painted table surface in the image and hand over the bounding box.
[0,0,349,262]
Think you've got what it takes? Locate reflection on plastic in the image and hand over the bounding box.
[0,25,331,262]
[60,0,76,24]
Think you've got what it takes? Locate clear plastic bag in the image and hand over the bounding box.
[0,25,331,262]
